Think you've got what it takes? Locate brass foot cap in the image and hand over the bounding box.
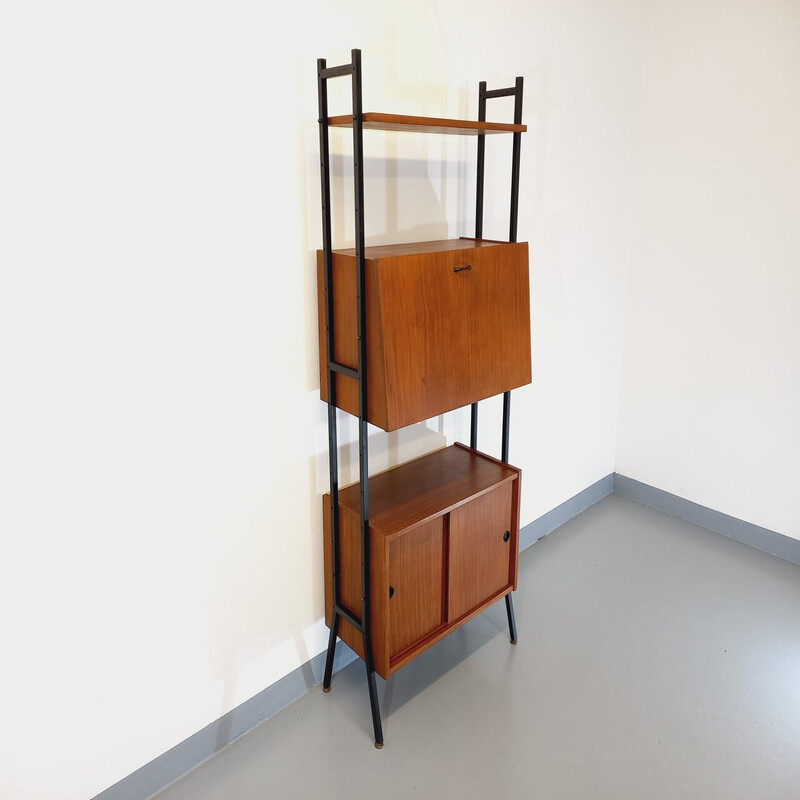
[374,742,384,749]
[322,685,331,693]
[510,639,518,645]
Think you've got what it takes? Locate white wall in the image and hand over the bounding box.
[616,0,800,540]
[0,2,638,798]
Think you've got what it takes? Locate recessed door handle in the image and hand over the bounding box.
[503,530,511,542]
[389,585,395,598]
[453,265,472,273]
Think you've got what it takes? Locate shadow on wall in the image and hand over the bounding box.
[313,418,447,493]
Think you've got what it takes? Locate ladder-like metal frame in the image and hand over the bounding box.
[471,75,524,645]
[317,49,383,749]
[317,48,524,747]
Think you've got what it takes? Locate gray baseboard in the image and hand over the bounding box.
[92,643,358,800]
[614,473,800,565]
[519,473,615,551]
[94,470,797,800]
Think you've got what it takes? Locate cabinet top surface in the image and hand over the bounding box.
[333,444,518,535]
[327,112,526,135]
[328,238,524,260]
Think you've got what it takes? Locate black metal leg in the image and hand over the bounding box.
[322,611,340,692]
[505,593,518,644]
[365,663,384,748]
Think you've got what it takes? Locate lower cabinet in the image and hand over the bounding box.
[323,443,520,680]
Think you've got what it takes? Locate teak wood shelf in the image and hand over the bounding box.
[316,48,529,748]
[327,111,527,136]
[316,238,532,431]
[323,444,521,680]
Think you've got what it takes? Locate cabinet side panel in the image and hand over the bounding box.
[370,531,389,679]
[337,614,366,664]
[317,251,357,416]
[367,261,389,429]
[316,251,327,405]
[470,242,532,400]
[322,497,332,628]
[316,252,388,429]
[448,481,514,622]
[329,505,390,677]
[335,505,365,664]
[321,497,364,662]
[510,474,521,590]
[339,506,362,618]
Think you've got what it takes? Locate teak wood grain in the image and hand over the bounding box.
[448,482,514,621]
[388,518,446,656]
[336,443,517,535]
[316,251,388,427]
[327,112,527,135]
[316,239,532,431]
[322,444,520,679]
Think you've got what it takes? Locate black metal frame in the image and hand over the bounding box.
[471,75,524,645]
[317,49,383,749]
[317,49,523,747]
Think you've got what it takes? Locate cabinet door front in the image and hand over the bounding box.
[469,242,531,402]
[378,251,472,429]
[448,482,514,622]
[389,518,446,658]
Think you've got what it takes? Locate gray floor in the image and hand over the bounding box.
[154,495,800,800]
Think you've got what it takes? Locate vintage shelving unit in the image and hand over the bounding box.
[316,49,530,748]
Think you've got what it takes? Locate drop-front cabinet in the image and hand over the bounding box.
[316,238,531,431]
[322,443,521,680]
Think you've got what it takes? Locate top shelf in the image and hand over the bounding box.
[327,112,526,136]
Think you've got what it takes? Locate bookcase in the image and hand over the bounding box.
[316,49,530,748]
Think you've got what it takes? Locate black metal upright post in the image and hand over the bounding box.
[470,81,487,450]
[317,56,342,692]
[351,48,384,750]
[508,76,524,244]
[470,75,524,645]
[504,76,523,644]
[317,48,383,749]
[503,75,524,467]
